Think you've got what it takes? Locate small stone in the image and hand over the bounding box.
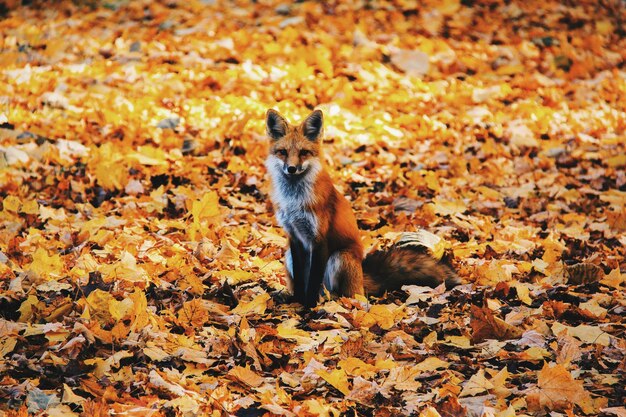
[129,41,141,52]
[279,16,304,29]
[275,4,291,15]
[157,117,180,129]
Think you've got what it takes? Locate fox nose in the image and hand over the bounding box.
[287,166,297,174]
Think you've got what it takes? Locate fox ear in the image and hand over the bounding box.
[266,109,288,140]
[302,110,323,142]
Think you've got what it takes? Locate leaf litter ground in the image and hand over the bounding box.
[0,1,624,416]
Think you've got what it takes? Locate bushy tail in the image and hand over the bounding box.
[362,232,461,296]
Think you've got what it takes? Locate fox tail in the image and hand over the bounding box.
[362,232,461,296]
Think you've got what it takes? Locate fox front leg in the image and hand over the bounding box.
[303,243,328,308]
[288,238,310,304]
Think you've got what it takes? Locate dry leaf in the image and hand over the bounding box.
[526,363,595,414]
[228,366,265,388]
[471,304,524,342]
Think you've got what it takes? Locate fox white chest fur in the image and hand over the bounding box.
[266,154,321,248]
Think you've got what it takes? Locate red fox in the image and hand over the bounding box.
[265,109,460,307]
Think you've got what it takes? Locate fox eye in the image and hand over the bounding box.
[275,149,287,157]
[299,150,312,157]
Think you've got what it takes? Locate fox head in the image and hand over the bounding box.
[265,109,323,179]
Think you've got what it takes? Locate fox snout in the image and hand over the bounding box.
[284,157,307,176]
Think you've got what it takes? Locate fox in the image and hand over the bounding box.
[265,108,460,307]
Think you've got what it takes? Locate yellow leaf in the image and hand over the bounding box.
[214,270,254,284]
[143,344,170,362]
[128,290,149,331]
[460,369,494,397]
[85,350,133,378]
[226,155,247,172]
[439,0,460,16]
[552,322,610,346]
[369,304,396,329]
[192,191,220,220]
[338,357,378,378]
[39,206,67,221]
[415,357,449,372]
[606,154,626,168]
[86,289,115,326]
[0,336,17,357]
[232,293,270,316]
[28,248,64,281]
[601,268,623,289]
[316,369,351,396]
[496,406,517,417]
[190,191,222,240]
[1,195,20,212]
[91,142,127,190]
[21,199,39,214]
[99,251,148,283]
[496,64,525,75]
[419,407,442,417]
[277,319,314,343]
[579,299,607,318]
[489,368,510,399]
[520,346,550,360]
[360,304,403,330]
[429,198,467,216]
[542,233,566,263]
[130,146,167,166]
[18,295,38,322]
[596,20,614,35]
[303,398,336,416]
[511,282,532,305]
[109,297,134,321]
[444,335,471,348]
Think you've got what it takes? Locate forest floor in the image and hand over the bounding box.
[0,0,625,416]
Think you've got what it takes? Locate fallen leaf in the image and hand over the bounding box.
[526,363,595,414]
[316,369,351,396]
[460,369,494,397]
[471,304,524,342]
[228,366,265,388]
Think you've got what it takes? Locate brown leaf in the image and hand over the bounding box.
[177,298,209,331]
[470,304,524,343]
[526,363,595,414]
[436,395,467,417]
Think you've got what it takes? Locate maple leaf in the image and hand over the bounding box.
[177,298,209,331]
[526,363,595,414]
